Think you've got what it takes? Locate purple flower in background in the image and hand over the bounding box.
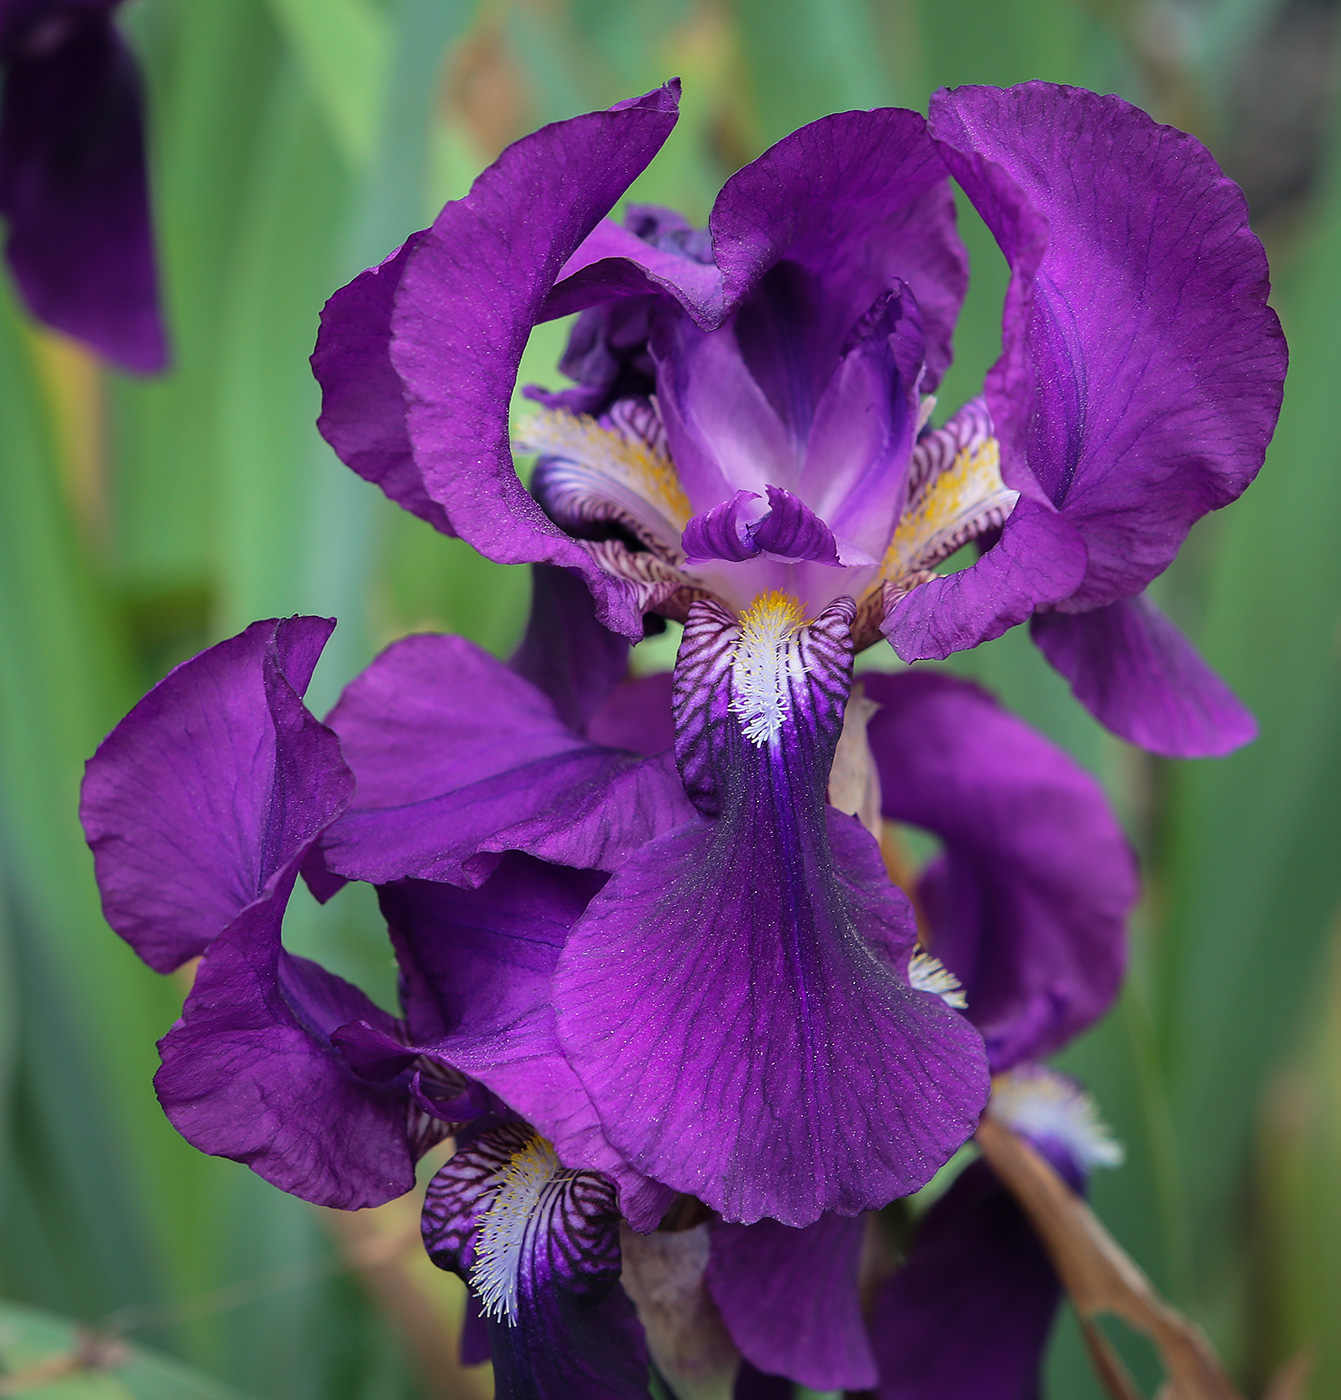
[0,0,166,370]
[314,80,1284,757]
[872,1068,1123,1400]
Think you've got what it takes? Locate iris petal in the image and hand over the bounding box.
[81,616,349,973]
[423,1127,651,1400]
[554,598,988,1224]
[1031,594,1257,758]
[706,1214,876,1390]
[321,633,696,886]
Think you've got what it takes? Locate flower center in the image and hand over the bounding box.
[729,591,807,747]
[470,1133,563,1325]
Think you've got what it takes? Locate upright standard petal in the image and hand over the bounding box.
[82,616,349,972]
[863,671,1135,1069]
[929,82,1285,610]
[555,597,988,1225]
[388,85,681,640]
[423,1126,652,1400]
[1031,595,1257,758]
[311,230,455,534]
[550,108,966,391]
[0,3,165,371]
[706,1214,876,1391]
[321,632,696,887]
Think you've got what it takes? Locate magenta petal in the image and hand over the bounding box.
[312,230,455,535]
[872,1159,1061,1400]
[0,8,166,371]
[155,895,418,1209]
[882,497,1087,662]
[930,82,1286,608]
[389,85,681,640]
[320,633,696,886]
[864,671,1135,1069]
[1031,594,1257,758]
[81,617,350,973]
[707,1214,875,1390]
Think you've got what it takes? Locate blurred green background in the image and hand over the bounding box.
[0,0,1338,1396]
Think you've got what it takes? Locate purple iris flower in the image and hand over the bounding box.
[0,0,166,370]
[314,80,1284,758]
[79,579,1135,1395]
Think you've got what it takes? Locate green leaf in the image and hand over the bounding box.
[0,1300,252,1400]
[264,0,390,171]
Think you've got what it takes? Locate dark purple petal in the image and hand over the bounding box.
[930,82,1286,608]
[422,1126,651,1400]
[707,1214,875,1390]
[379,865,673,1230]
[312,230,455,535]
[555,600,988,1225]
[155,894,419,1209]
[1031,594,1257,758]
[82,617,350,973]
[882,496,1087,662]
[585,672,675,758]
[320,633,696,886]
[510,564,632,734]
[0,6,165,371]
[388,85,681,641]
[863,671,1135,1069]
[460,1294,490,1366]
[872,1159,1061,1400]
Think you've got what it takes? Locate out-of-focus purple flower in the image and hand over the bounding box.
[0,0,166,370]
[314,81,1284,757]
[872,1067,1124,1400]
